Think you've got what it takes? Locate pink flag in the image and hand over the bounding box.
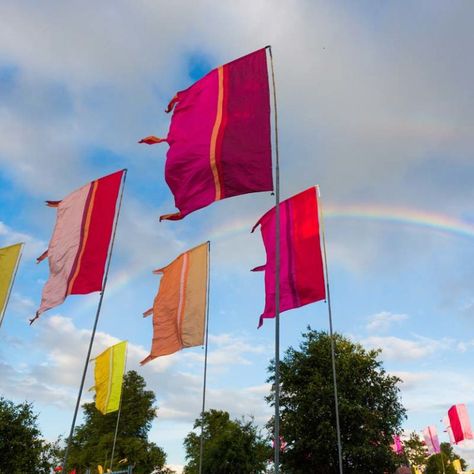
[391,435,403,454]
[252,187,326,328]
[448,404,473,444]
[443,416,456,444]
[423,426,441,455]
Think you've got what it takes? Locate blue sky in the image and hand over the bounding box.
[1,1,474,471]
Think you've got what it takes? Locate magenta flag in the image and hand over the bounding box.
[448,404,473,444]
[423,426,441,455]
[140,48,273,221]
[252,187,326,328]
[391,435,403,454]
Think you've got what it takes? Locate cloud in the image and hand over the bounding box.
[0,221,46,260]
[366,311,408,333]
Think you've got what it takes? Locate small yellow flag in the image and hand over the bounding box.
[97,465,104,474]
[452,458,462,473]
[91,341,127,414]
[0,243,23,327]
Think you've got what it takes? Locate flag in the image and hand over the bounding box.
[423,426,441,455]
[448,404,473,444]
[443,415,456,444]
[140,48,273,220]
[33,170,125,322]
[141,242,209,365]
[90,341,127,415]
[0,242,23,327]
[391,435,403,454]
[252,187,326,328]
[452,458,462,473]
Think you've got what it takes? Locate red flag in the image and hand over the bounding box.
[252,187,326,328]
[448,404,473,444]
[33,170,125,322]
[140,48,273,220]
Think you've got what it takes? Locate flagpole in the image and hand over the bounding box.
[317,186,343,474]
[266,44,282,473]
[199,241,211,474]
[0,242,24,329]
[62,170,127,471]
[109,344,128,472]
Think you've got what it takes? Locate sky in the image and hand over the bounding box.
[1,0,474,471]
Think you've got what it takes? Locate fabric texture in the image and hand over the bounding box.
[35,170,124,320]
[141,48,273,220]
[0,243,23,326]
[252,187,326,328]
[91,341,127,415]
[423,426,441,454]
[141,242,209,365]
[448,404,473,444]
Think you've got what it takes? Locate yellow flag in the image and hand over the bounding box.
[452,458,462,472]
[92,341,127,414]
[97,465,104,474]
[0,243,23,327]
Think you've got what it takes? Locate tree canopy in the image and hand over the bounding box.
[65,370,166,473]
[267,328,406,473]
[0,397,56,473]
[183,409,270,473]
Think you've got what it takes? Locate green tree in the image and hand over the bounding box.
[65,370,166,473]
[403,431,428,470]
[267,329,406,474]
[183,409,270,473]
[0,397,56,473]
[425,442,467,474]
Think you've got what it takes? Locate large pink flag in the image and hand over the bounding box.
[140,48,273,220]
[252,187,326,328]
[423,426,441,455]
[448,404,473,444]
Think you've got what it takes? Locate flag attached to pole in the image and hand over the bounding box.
[140,48,273,221]
[33,170,125,323]
[140,242,209,365]
[423,425,441,455]
[0,242,23,327]
[390,435,403,454]
[448,404,473,444]
[443,415,456,444]
[90,341,127,415]
[252,187,326,328]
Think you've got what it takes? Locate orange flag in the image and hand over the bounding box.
[140,242,209,365]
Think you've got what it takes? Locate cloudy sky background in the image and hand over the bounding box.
[1,0,474,470]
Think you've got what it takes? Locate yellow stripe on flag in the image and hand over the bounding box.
[0,243,23,327]
[93,341,127,414]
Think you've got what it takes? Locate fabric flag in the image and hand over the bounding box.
[423,425,441,455]
[90,341,127,415]
[252,187,326,328]
[0,243,23,327]
[443,415,456,444]
[33,170,125,323]
[452,458,462,473]
[448,403,473,444]
[391,435,403,454]
[141,242,209,365]
[140,48,273,221]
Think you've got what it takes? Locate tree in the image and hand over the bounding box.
[0,397,57,473]
[403,431,428,470]
[65,370,166,473]
[267,329,406,473]
[183,409,270,473]
[425,442,467,474]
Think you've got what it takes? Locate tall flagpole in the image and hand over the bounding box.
[109,344,128,472]
[317,186,343,474]
[0,242,24,329]
[62,169,127,471]
[198,241,211,474]
[267,44,281,473]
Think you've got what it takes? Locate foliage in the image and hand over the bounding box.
[403,431,428,469]
[266,329,406,473]
[425,442,467,474]
[0,397,57,473]
[65,370,166,473]
[183,409,270,473]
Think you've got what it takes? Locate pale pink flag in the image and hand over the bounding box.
[423,426,441,455]
[443,416,456,444]
[448,404,474,444]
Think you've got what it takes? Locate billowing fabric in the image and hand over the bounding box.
[91,341,127,415]
[252,187,326,328]
[391,435,403,454]
[0,243,22,327]
[35,170,124,320]
[141,242,209,365]
[443,416,456,444]
[142,48,272,221]
[448,404,473,444]
[423,426,441,454]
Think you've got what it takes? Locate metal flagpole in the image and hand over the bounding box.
[62,169,127,471]
[317,186,344,474]
[267,44,282,473]
[198,241,211,474]
[109,344,128,472]
[0,242,24,329]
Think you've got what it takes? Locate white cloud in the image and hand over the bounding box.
[366,311,408,333]
[0,221,46,260]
